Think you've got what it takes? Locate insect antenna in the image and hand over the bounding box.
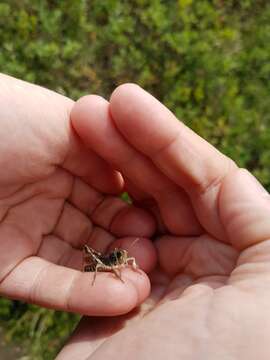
[127,237,141,251]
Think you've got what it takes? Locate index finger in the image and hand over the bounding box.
[0,257,150,316]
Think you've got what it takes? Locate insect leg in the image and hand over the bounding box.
[92,263,105,286]
[83,245,102,257]
[83,245,104,273]
[112,267,124,283]
[126,257,138,270]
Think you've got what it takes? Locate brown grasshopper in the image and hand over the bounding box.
[83,243,139,285]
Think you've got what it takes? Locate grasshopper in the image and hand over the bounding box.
[83,243,139,285]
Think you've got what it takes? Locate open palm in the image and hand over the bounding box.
[0,75,157,316]
[58,84,270,360]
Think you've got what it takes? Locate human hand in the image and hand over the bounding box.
[0,75,157,316]
[58,84,270,359]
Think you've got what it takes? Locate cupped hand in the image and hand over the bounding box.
[58,84,270,359]
[0,75,157,316]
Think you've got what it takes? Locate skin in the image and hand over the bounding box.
[57,84,270,360]
[0,74,157,317]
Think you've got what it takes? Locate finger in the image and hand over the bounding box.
[54,201,120,250]
[156,234,238,277]
[0,74,121,194]
[110,84,238,240]
[62,132,124,194]
[86,227,115,253]
[71,95,201,235]
[38,235,83,270]
[123,177,167,234]
[91,196,156,238]
[69,178,156,238]
[54,202,93,248]
[0,257,150,316]
[220,169,270,251]
[124,177,190,234]
[108,237,157,274]
[110,83,235,194]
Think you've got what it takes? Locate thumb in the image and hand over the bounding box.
[220,168,270,251]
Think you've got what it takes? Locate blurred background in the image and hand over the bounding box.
[0,0,270,358]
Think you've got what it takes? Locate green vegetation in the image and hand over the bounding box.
[0,298,79,359]
[1,0,270,358]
